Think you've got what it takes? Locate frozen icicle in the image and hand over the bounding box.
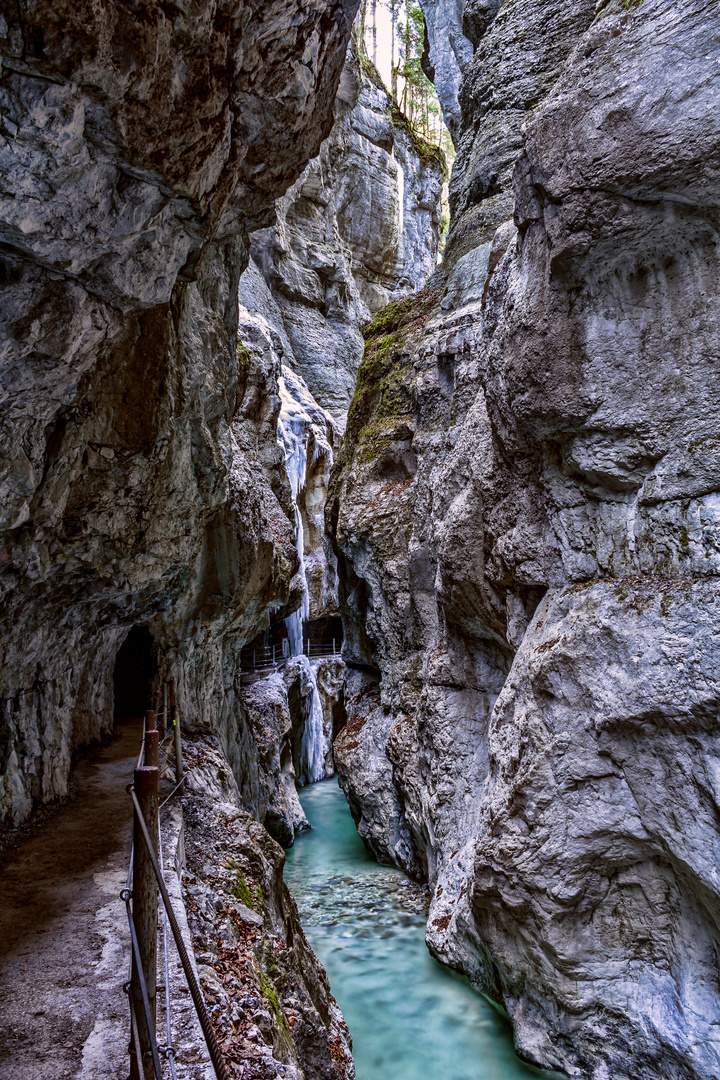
[285,608,304,659]
[276,366,336,784]
[276,365,334,654]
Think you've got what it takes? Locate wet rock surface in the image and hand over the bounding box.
[283,656,345,788]
[0,723,137,1080]
[430,577,720,1080]
[334,666,421,877]
[331,0,720,1076]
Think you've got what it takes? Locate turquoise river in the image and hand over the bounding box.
[283,779,561,1080]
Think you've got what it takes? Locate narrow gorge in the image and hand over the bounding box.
[1,2,719,1080]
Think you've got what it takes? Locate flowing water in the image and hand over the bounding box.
[276,365,334,781]
[284,780,559,1080]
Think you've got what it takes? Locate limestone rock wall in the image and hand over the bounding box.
[417,0,473,144]
[444,0,596,270]
[240,258,343,623]
[249,49,445,419]
[0,0,359,827]
[329,1,720,1077]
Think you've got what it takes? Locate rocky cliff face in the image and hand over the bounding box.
[417,0,473,144]
[329,1,720,1077]
[248,50,445,419]
[0,0,359,827]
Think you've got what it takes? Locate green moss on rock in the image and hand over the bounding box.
[355,46,388,94]
[328,287,441,516]
[259,970,291,1038]
[388,104,447,178]
[227,859,254,908]
[235,339,251,381]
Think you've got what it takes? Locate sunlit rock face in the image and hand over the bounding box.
[249,49,445,419]
[330,1,720,1076]
[0,0,359,826]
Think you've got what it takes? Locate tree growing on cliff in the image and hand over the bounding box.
[355,0,452,162]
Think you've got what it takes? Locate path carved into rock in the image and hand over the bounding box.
[0,721,141,1080]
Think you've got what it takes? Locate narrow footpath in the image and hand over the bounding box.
[0,720,141,1080]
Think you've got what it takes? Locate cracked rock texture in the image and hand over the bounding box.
[249,49,445,418]
[445,0,597,271]
[0,0,358,827]
[330,1,720,1077]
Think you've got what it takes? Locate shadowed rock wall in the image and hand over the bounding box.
[0,0,359,826]
[329,1,720,1076]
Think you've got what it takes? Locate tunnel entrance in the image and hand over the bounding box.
[113,625,156,723]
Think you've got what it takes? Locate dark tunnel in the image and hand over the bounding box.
[113,625,156,723]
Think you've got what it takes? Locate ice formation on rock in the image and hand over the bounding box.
[277,366,335,781]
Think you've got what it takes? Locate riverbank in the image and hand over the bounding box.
[284,780,562,1080]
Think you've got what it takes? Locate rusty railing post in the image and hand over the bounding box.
[130,765,159,1080]
[144,729,159,770]
[144,710,158,770]
[170,679,183,793]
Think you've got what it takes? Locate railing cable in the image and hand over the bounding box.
[121,883,164,1080]
[159,778,186,811]
[129,785,230,1080]
[129,994,147,1080]
[158,826,178,1080]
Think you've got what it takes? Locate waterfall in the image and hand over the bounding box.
[276,365,334,784]
[296,655,328,784]
[277,373,311,654]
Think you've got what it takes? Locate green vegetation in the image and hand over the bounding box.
[259,971,290,1037]
[354,0,454,166]
[235,339,251,380]
[226,858,254,908]
[354,418,415,465]
[356,47,388,93]
[263,941,279,976]
[361,290,437,341]
[388,104,447,176]
[341,287,441,467]
[439,206,450,251]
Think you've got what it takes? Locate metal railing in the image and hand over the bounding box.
[121,683,228,1080]
[240,643,289,670]
[241,639,342,671]
[304,641,341,658]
